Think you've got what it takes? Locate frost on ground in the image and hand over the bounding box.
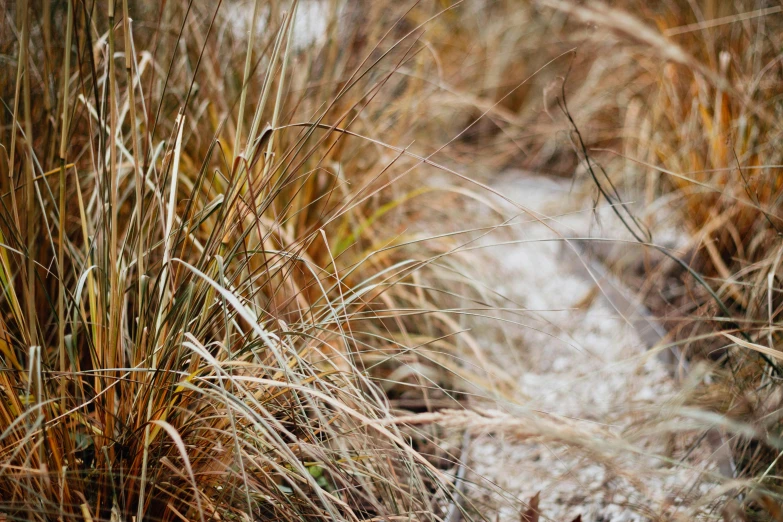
[459,172,722,521]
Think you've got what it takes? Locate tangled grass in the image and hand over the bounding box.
[0,1,508,519]
[5,0,783,519]
[515,1,783,516]
[414,0,783,516]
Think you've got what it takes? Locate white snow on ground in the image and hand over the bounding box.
[462,172,718,521]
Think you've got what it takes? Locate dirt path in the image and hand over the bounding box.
[462,172,720,521]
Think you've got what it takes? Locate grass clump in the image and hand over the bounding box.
[0,1,485,519]
[519,1,783,515]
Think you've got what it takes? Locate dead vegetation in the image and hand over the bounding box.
[2,0,783,520]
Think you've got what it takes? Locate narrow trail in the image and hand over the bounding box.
[462,172,720,521]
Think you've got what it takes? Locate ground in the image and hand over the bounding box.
[456,172,724,521]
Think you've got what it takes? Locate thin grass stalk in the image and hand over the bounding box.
[42,0,52,115]
[21,0,36,346]
[6,0,27,344]
[73,171,100,374]
[234,0,262,162]
[106,0,119,471]
[244,12,288,165]
[58,0,74,409]
[263,1,297,183]
[123,0,144,311]
[159,113,185,325]
[53,9,76,505]
[25,345,42,520]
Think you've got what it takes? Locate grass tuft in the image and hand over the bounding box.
[0,1,491,519]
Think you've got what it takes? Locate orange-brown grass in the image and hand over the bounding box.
[0,1,507,520]
[10,0,783,519]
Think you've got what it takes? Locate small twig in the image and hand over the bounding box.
[556,73,782,377]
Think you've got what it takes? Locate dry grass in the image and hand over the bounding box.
[0,1,513,520]
[502,1,783,517]
[399,0,783,517]
[4,0,783,520]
